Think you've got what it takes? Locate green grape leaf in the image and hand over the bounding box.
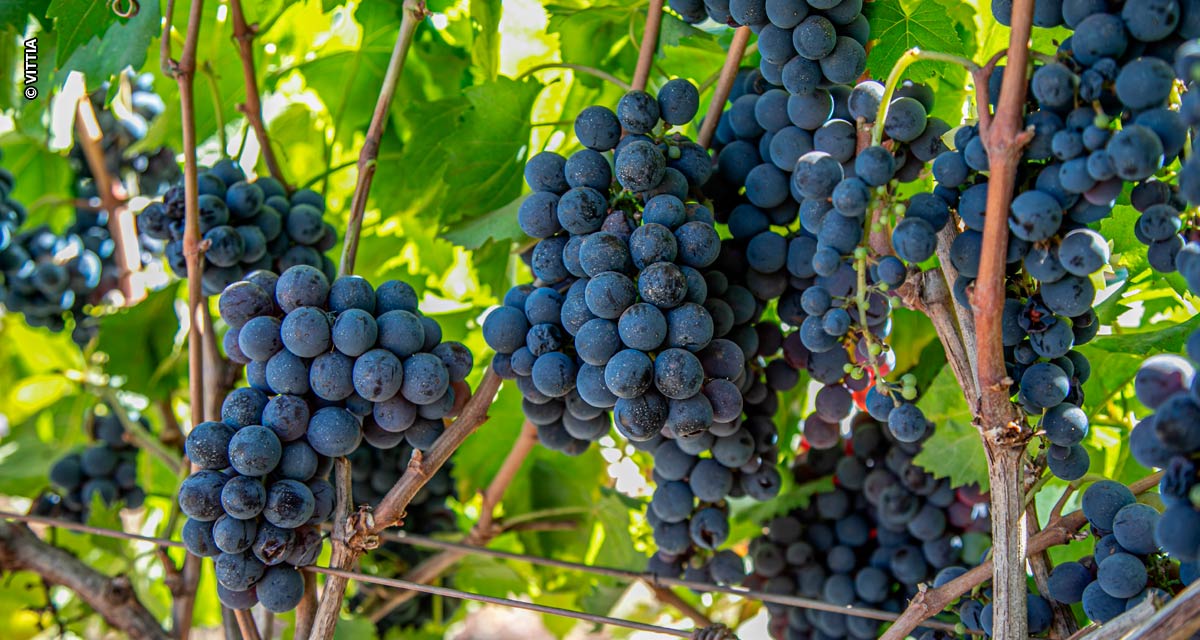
[46,0,116,69]
[331,616,379,640]
[0,0,47,30]
[57,0,160,85]
[591,489,641,571]
[1073,347,1142,416]
[441,195,529,250]
[372,77,542,228]
[95,283,186,401]
[1085,314,1200,355]
[914,366,989,490]
[469,0,502,81]
[888,308,941,378]
[865,0,966,83]
[545,0,639,87]
[453,554,529,598]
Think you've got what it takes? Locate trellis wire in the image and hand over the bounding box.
[384,531,968,634]
[305,565,694,638]
[0,512,690,638]
[0,510,968,634]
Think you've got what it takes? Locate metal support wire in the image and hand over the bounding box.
[0,511,969,635]
[305,565,695,638]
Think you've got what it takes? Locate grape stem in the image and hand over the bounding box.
[199,62,228,158]
[872,49,981,147]
[230,0,291,189]
[338,0,427,277]
[163,0,210,638]
[631,0,664,92]
[698,26,752,149]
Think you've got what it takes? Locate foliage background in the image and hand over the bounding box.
[0,0,1193,637]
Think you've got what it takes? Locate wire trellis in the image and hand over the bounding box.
[0,510,970,635]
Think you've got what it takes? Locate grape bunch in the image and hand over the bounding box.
[180,265,471,613]
[41,406,146,523]
[746,416,990,640]
[1034,480,1171,626]
[870,0,1200,479]
[1123,338,1200,573]
[484,79,738,453]
[136,160,338,296]
[640,359,785,583]
[667,0,869,92]
[704,67,945,447]
[70,73,181,198]
[0,154,105,338]
[2,74,180,344]
[219,265,473,453]
[347,444,462,633]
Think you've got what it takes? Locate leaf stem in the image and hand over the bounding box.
[872,48,981,146]
[516,63,633,91]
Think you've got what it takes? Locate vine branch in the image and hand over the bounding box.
[369,421,539,620]
[880,472,1163,640]
[74,93,145,305]
[631,0,663,92]
[971,1,1037,636]
[338,0,427,276]
[168,0,209,637]
[0,521,168,640]
[229,0,289,188]
[307,369,503,640]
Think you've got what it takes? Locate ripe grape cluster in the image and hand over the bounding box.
[704,66,943,447]
[137,160,338,296]
[41,406,146,522]
[485,80,795,569]
[1,75,179,344]
[1125,342,1200,580]
[181,265,471,613]
[485,79,734,452]
[668,0,869,92]
[746,416,990,640]
[872,0,1200,481]
[1035,480,1169,626]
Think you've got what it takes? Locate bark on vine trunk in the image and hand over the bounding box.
[972,0,1037,637]
[0,521,168,640]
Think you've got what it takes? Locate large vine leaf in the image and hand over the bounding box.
[372,77,542,228]
[57,0,160,85]
[914,365,989,490]
[45,0,115,68]
[95,284,186,401]
[865,0,967,83]
[0,0,47,31]
[441,194,529,250]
